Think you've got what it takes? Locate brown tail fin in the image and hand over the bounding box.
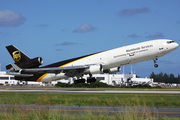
[6,45,30,63]
[6,45,43,70]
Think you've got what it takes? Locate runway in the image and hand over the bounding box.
[0,89,180,94]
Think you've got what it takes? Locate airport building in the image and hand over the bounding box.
[60,73,153,86]
[0,71,17,85]
[0,70,153,86]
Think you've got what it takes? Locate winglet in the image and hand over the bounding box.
[11,63,21,72]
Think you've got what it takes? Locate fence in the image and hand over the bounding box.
[0,104,179,119]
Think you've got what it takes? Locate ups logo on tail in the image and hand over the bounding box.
[13,51,21,61]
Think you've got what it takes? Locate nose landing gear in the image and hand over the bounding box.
[154,64,158,68]
[154,58,158,68]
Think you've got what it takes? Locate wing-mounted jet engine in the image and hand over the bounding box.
[103,67,121,74]
[84,64,103,75]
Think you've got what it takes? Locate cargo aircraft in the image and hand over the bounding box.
[6,39,178,83]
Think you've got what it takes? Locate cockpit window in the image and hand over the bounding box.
[167,41,175,44]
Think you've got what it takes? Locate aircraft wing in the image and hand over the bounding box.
[23,66,87,73]
[10,63,88,77]
[11,63,87,72]
[10,63,104,78]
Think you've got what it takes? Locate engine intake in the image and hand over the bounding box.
[24,57,43,68]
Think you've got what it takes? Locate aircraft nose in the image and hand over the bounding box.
[175,42,179,49]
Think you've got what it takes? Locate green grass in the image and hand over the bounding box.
[0,107,179,120]
[0,93,180,107]
[0,92,180,119]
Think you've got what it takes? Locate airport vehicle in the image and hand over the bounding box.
[6,39,178,83]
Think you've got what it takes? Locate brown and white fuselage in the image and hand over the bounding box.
[6,39,179,82]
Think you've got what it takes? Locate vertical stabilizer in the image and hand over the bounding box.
[6,45,43,70]
[6,45,30,63]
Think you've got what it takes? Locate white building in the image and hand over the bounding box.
[55,73,153,86]
[82,73,153,86]
[0,71,153,86]
[131,77,153,84]
[0,71,17,85]
[82,74,136,86]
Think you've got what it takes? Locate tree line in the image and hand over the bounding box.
[149,72,180,84]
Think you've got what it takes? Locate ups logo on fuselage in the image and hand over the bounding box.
[13,51,21,61]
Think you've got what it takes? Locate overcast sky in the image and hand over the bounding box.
[0,0,180,77]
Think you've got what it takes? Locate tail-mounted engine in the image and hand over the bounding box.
[6,57,43,71]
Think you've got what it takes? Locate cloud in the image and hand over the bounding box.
[55,42,80,46]
[73,24,96,33]
[0,10,26,27]
[145,32,164,39]
[119,7,150,16]
[128,34,140,38]
[37,24,49,28]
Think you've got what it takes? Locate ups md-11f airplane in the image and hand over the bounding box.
[6,39,178,83]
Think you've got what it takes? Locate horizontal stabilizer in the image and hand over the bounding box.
[11,63,21,71]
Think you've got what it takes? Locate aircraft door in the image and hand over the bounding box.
[128,52,135,63]
[159,43,166,55]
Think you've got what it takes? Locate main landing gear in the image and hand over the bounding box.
[73,75,97,84]
[154,58,158,68]
[74,78,97,84]
[74,79,85,84]
[87,77,96,83]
